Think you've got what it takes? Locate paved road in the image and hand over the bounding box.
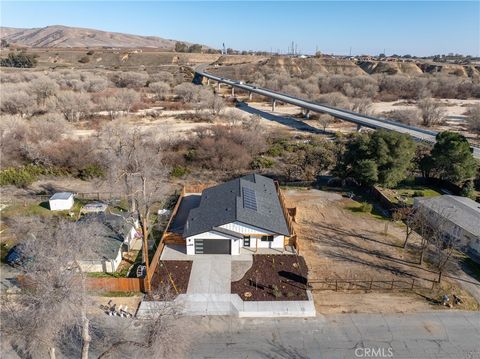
[188,312,480,359]
[195,66,480,159]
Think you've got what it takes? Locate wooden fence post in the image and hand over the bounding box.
[335,280,338,291]
[411,278,415,290]
[369,279,373,291]
[391,279,395,290]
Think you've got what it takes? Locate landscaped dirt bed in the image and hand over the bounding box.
[232,255,308,301]
[149,260,192,299]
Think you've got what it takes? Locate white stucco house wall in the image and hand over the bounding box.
[414,195,480,262]
[182,174,291,255]
[49,192,74,211]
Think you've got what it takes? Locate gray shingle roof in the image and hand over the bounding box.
[79,212,133,260]
[415,195,480,237]
[183,174,290,237]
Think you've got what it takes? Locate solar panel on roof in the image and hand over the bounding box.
[242,187,257,211]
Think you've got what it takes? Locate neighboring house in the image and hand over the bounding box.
[183,174,291,255]
[414,195,480,260]
[78,212,141,273]
[49,192,74,211]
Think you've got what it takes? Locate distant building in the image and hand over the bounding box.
[414,195,480,261]
[49,192,74,211]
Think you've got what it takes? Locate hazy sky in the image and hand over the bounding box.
[1,1,479,56]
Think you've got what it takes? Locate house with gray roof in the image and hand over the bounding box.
[414,195,480,261]
[78,212,140,272]
[183,174,291,255]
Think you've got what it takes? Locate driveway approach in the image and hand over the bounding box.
[187,255,232,295]
[188,311,480,359]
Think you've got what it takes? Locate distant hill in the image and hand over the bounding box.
[0,25,204,49]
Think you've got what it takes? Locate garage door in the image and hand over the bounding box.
[195,239,231,254]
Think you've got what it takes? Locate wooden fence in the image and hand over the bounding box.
[274,181,300,253]
[308,278,435,292]
[146,187,187,287]
[18,275,146,293]
[86,277,145,292]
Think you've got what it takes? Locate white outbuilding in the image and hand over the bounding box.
[49,192,75,211]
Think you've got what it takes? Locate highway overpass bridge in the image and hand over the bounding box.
[194,66,480,159]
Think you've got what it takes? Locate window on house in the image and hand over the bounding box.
[261,235,274,242]
[244,235,250,247]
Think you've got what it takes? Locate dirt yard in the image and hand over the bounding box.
[149,260,192,299]
[283,188,478,313]
[231,254,308,301]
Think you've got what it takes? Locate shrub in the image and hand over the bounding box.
[359,202,373,213]
[272,285,283,298]
[78,56,90,64]
[267,143,285,157]
[0,165,67,187]
[251,157,274,169]
[0,52,37,68]
[413,190,424,197]
[170,165,190,178]
[78,164,105,180]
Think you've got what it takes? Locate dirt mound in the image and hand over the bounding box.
[213,55,267,65]
[358,61,423,75]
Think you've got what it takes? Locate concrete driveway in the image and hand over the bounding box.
[187,255,232,294]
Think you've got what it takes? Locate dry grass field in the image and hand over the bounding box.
[283,188,479,313]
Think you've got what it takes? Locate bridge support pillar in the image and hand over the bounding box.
[207,78,210,85]
[304,109,310,119]
[217,82,221,91]
[356,124,362,132]
[231,86,235,97]
[249,92,253,101]
[272,99,276,112]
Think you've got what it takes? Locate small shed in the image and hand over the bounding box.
[49,192,74,211]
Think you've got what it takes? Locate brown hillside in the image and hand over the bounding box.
[0,25,206,49]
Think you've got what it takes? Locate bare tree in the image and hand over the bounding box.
[149,71,174,85]
[427,211,460,283]
[99,122,170,291]
[2,217,107,359]
[0,85,36,116]
[96,287,187,359]
[465,104,480,136]
[385,109,420,126]
[149,82,170,101]
[350,97,372,115]
[112,71,149,88]
[97,89,140,119]
[417,97,444,127]
[318,114,333,131]
[30,77,59,107]
[55,91,92,121]
[174,83,199,102]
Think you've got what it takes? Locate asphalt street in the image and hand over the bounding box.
[188,311,480,359]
